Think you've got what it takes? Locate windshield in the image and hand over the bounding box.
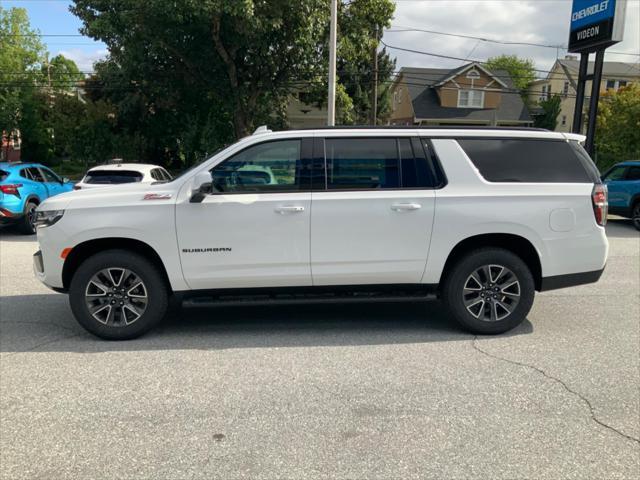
[84,170,144,184]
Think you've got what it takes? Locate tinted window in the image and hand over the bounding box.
[603,166,627,181]
[211,139,302,193]
[19,168,33,181]
[85,170,144,184]
[161,168,173,180]
[40,168,61,183]
[28,167,45,182]
[150,169,163,181]
[626,166,640,181]
[325,138,399,189]
[458,139,593,183]
[399,138,434,188]
[0,170,8,181]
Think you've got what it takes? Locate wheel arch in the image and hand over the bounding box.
[440,233,543,291]
[62,237,172,291]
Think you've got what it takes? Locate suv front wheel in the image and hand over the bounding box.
[442,248,535,335]
[69,250,169,340]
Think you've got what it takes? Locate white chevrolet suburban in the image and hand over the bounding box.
[33,127,608,340]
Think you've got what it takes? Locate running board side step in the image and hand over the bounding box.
[182,291,438,308]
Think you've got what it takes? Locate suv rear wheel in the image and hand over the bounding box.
[442,248,535,335]
[69,250,168,340]
[17,201,37,235]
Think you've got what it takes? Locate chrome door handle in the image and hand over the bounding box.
[275,205,305,214]
[391,203,422,211]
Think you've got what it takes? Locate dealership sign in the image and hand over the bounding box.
[568,0,627,52]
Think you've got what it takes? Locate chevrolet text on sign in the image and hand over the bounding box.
[568,0,627,52]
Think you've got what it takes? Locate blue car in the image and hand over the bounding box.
[601,160,640,231]
[0,162,74,234]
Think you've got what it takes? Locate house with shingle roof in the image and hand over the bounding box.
[527,55,640,133]
[388,62,532,127]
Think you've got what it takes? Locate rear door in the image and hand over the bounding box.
[24,167,50,199]
[310,135,437,285]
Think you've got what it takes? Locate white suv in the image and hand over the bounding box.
[33,127,608,340]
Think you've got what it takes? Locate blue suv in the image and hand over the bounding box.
[601,161,640,231]
[0,162,74,234]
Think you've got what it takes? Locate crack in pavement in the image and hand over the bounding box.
[472,336,640,446]
[0,333,83,358]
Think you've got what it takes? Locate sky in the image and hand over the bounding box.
[4,0,640,77]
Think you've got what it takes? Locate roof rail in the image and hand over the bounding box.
[253,125,272,135]
[280,125,548,132]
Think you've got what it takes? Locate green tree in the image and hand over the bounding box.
[595,84,640,170]
[44,54,83,92]
[485,54,535,91]
[0,6,46,132]
[534,94,562,130]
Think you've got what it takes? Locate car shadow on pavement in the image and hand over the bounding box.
[0,226,37,242]
[606,218,639,238]
[0,294,533,353]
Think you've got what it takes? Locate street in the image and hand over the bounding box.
[1,219,638,479]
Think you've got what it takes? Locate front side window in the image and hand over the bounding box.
[28,167,45,182]
[626,166,640,181]
[211,139,302,193]
[603,166,627,181]
[325,138,400,190]
[458,89,483,108]
[40,168,61,183]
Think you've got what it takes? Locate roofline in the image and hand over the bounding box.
[433,62,509,88]
[277,125,546,132]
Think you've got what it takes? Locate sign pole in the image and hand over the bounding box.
[327,0,337,127]
[585,49,605,155]
[571,53,590,133]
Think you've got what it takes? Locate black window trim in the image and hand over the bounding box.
[314,136,442,192]
[207,137,312,195]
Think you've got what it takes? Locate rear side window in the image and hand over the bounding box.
[325,138,399,189]
[0,169,8,181]
[85,170,144,184]
[457,139,594,183]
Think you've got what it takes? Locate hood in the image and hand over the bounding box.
[39,181,177,212]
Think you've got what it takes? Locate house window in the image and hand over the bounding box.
[606,79,616,90]
[619,80,627,88]
[561,115,567,126]
[563,82,569,96]
[458,89,484,108]
[466,70,480,80]
[540,85,550,101]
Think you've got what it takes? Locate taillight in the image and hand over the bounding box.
[0,184,22,197]
[592,183,608,227]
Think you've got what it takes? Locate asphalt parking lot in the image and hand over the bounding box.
[1,219,638,479]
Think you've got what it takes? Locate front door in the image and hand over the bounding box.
[39,167,67,198]
[176,138,313,290]
[310,136,436,285]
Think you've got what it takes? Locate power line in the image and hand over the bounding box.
[385,25,640,57]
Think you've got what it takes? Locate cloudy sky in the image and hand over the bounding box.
[5,0,640,77]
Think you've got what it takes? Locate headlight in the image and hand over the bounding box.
[34,210,65,228]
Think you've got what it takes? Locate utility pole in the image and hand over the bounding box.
[327,0,337,126]
[370,25,378,126]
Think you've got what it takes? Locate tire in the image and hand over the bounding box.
[442,248,535,335]
[16,201,37,235]
[69,249,169,340]
[632,202,640,232]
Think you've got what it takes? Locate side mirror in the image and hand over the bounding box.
[62,177,70,184]
[190,171,213,203]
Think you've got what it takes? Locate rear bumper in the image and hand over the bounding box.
[539,267,605,291]
[0,208,23,224]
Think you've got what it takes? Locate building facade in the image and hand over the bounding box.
[527,55,640,133]
[387,63,532,127]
